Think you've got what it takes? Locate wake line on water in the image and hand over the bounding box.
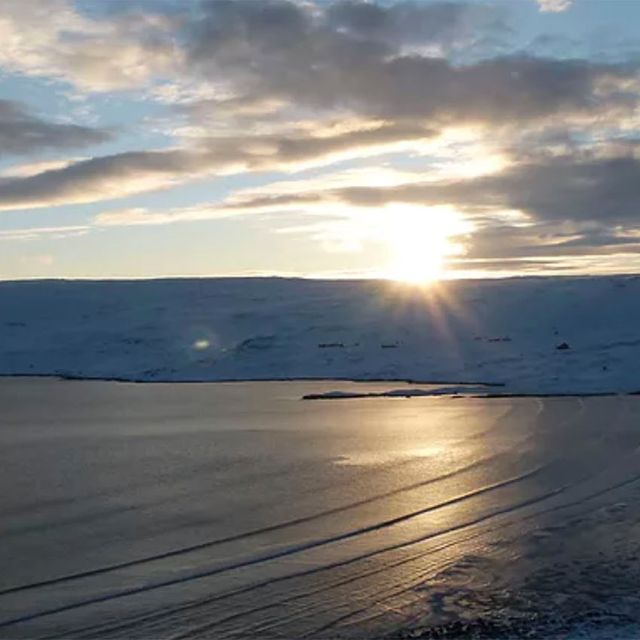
[46,406,637,639]
[2,399,596,635]
[2,394,530,525]
[0,398,544,602]
[97,473,637,640]
[54,531,477,640]
[168,467,640,640]
[299,468,640,640]
[0,466,547,630]
[0,451,511,598]
[165,476,577,640]
[35,460,640,640]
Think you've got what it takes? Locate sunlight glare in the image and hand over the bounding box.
[383,205,470,284]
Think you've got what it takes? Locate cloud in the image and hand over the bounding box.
[0,1,634,126]
[2,0,635,212]
[451,223,640,263]
[185,1,634,126]
[375,151,640,228]
[86,137,640,277]
[94,205,234,227]
[93,165,422,226]
[0,147,198,210]
[0,224,89,241]
[0,100,109,157]
[537,0,573,13]
[185,144,640,264]
[0,0,181,91]
[0,0,639,282]
[0,158,83,178]
[464,154,640,226]
[193,149,640,229]
[0,121,434,210]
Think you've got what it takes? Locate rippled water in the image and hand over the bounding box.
[1,378,640,639]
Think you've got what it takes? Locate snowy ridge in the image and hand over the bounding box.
[1,275,639,394]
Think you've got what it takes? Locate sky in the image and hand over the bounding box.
[1,0,640,281]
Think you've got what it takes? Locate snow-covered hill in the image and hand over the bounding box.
[1,276,639,394]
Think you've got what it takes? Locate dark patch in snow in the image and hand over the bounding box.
[236,336,277,351]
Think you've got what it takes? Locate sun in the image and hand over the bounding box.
[382,205,469,284]
[388,245,445,283]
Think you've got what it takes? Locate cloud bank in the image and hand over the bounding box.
[0,100,109,157]
[0,0,639,277]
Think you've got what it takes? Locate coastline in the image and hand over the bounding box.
[3,275,640,396]
[1,373,637,399]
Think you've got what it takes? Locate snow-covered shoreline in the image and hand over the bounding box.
[2,275,640,395]
[0,375,633,399]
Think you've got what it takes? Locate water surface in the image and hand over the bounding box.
[2,378,640,639]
